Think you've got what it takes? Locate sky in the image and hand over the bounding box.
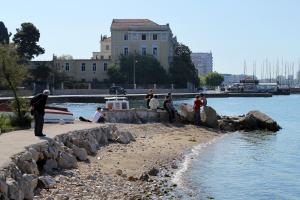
[2,0,300,77]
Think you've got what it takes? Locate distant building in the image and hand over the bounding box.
[110,19,177,71]
[222,74,248,85]
[53,56,110,82]
[191,52,213,76]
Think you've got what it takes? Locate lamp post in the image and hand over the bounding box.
[133,52,137,89]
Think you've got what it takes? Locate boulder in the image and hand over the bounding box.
[0,175,8,197]
[57,152,77,169]
[177,103,194,122]
[242,110,281,132]
[110,131,135,144]
[7,178,24,200]
[38,176,56,189]
[71,145,88,161]
[21,174,38,200]
[43,159,58,173]
[201,106,219,128]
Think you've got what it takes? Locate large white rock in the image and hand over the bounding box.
[201,106,219,128]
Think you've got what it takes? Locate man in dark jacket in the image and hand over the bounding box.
[30,90,49,136]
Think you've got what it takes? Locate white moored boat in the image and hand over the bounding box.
[44,106,75,123]
[105,97,129,110]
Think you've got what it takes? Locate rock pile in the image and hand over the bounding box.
[0,124,135,200]
[177,103,281,132]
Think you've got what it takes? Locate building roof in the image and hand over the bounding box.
[111,19,169,31]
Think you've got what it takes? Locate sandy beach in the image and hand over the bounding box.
[33,123,220,200]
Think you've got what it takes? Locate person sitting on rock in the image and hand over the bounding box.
[145,89,154,109]
[79,107,105,123]
[163,95,175,123]
[149,95,160,110]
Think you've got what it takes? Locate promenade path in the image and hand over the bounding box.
[0,122,100,168]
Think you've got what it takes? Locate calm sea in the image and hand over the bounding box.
[174,95,300,200]
[52,95,300,200]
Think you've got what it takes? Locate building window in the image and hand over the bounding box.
[132,33,138,40]
[101,56,104,60]
[106,45,109,50]
[124,34,128,40]
[92,63,96,71]
[65,63,70,71]
[109,55,111,59]
[141,34,146,40]
[153,34,158,40]
[124,47,128,55]
[81,63,86,71]
[153,47,157,56]
[104,63,108,71]
[142,47,147,56]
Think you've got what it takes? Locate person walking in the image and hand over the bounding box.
[193,95,202,126]
[30,90,50,136]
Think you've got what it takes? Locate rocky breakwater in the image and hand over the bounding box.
[178,103,281,132]
[0,125,135,200]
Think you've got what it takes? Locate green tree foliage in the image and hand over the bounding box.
[169,43,199,87]
[30,64,52,82]
[199,76,206,87]
[205,72,224,87]
[0,45,30,127]
[108,54,169,84]
[0,21,10,44]
[12,22,45,60]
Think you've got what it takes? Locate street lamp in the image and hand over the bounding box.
[133,52,138,89]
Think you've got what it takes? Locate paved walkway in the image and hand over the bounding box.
[0,121,101,168]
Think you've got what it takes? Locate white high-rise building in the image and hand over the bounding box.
[191,52,213,76]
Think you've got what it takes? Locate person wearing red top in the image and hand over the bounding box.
[193,95,202,126]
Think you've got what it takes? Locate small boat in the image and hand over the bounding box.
[44,106,75,123]
[0,104,74,124]
[105,96,129,110]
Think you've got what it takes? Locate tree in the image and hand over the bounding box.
[12,22,45,60]
[169,43,199,87]
[0,22,10,44]
[205,72,224,88]
[199,76,206,87]
[108,54,169,84]
[0,44,29,126]
[30,64,52,82]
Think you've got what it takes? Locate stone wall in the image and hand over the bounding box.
[103,109,169,123]
[0,125,135,200]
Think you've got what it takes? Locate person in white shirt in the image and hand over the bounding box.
[149,95,160,110]
[91,107,105,123]
[79,107,105,123]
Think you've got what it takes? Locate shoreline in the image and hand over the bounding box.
[33,123,222,200]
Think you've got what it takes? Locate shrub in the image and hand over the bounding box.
[9,97,32,128]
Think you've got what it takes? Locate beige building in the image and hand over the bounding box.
[92,35,111,60]
[53,56,111,82]
[109,19,177,71]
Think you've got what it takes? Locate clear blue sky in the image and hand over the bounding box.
[2,0,300,76]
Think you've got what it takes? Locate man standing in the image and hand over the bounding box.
[30,90,49,136]
[193,95,202,126]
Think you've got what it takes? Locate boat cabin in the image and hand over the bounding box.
[105,97,129,110]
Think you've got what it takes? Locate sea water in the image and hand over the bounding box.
[174,95,300,200]
[53,95,300,199]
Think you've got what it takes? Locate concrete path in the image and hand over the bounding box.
[0,121,101,168]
